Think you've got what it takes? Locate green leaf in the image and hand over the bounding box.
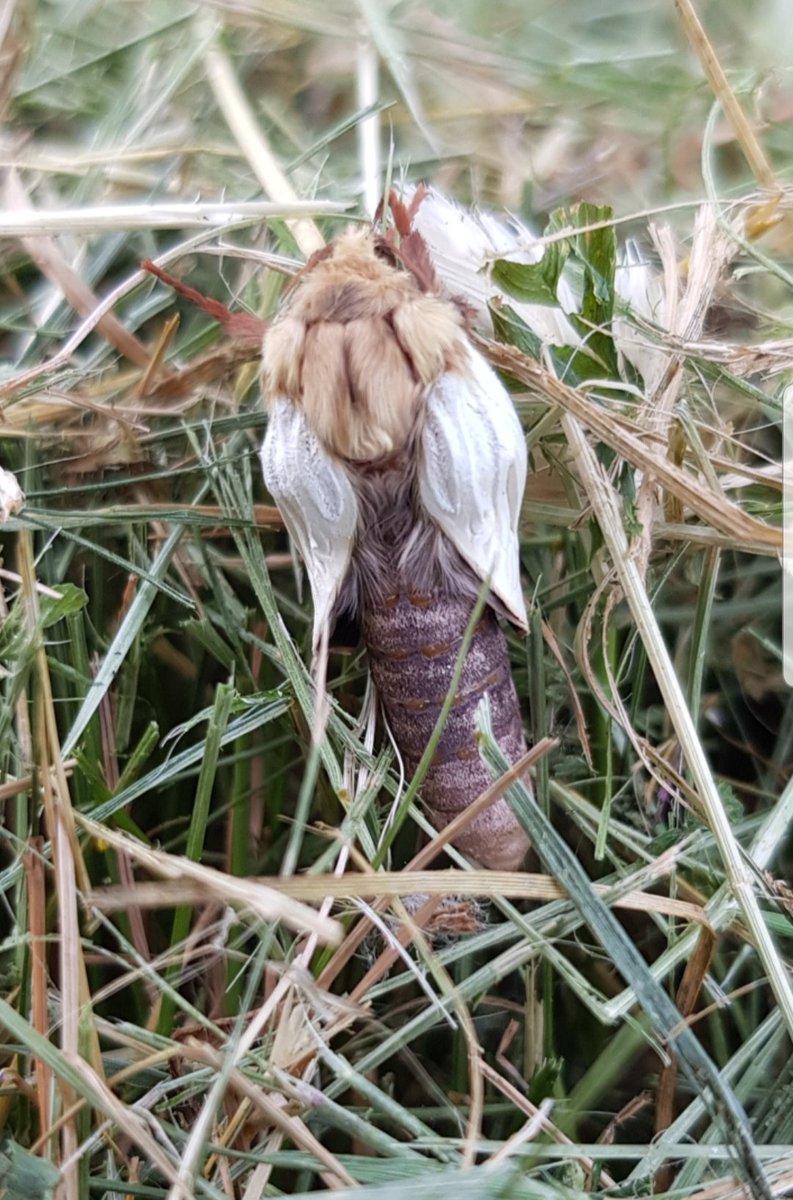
[490,303,543,359]
[619,464,643,537]
[72,747,112,803]
[766,912,793,940]
[287,1166,540,1200]
[491,242,568,307]
[61,515,199,757]
[572,202,616,306]
[567,201,618,372]
[551,343,616,385]
[0,1137,60,1199]
[39,583,88,628]
[492,204,618,375]
[717,781,745,824]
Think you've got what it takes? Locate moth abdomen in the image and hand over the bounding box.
[363,591,530,871]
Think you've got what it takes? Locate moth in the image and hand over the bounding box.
[260,205,532,871]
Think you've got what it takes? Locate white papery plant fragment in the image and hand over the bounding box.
[614,234,672,397]
[0,466,24,522]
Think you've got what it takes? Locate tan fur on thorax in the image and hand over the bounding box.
[263,229,467,462]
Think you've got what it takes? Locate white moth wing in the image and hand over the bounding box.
[261,397,358,652]
[419,346,528,629]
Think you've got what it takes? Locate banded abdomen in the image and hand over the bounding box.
[362,590,530,871]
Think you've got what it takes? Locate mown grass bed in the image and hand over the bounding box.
[0,3,792,1198]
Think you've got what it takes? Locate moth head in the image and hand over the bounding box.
[262,227,466,463]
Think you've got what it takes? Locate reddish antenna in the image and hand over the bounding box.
[374,186,439,295]
[142,260,268,349]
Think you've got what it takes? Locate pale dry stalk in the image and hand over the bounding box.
[561,412,793,1041]
[633,206,740,580]
[17,532,93,1200]
[203,27,325,259]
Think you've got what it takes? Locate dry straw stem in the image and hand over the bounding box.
[17,531,94,1200]
[371,892,486,1170]
[167,965,359,1198]
[560,411,793,1040]
[356,28,381,217]
[673,0,780,196]
[177,1040,357,1191]
[347,894,464,1016]
[36,502,283,528]
[78,813,341,944]
[203,23,326,258]
[482,337,781,551]
[480,1060,617,1187]
[633,206,738,580]
[94,872,710,927]
[23,841,50,1136]
[0,568,66,600]
[604,773,793,1026]
[21,1027,188,1183]
[4,168,151,368]
[61,1056,184,1190]
[485,1097,553,1168]
[0,198,344,236]
[0,221,296,404]
[694,1164,793,1200]
[655,927,716,1190]
[315,742,555,992]
[687,333,793,379]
